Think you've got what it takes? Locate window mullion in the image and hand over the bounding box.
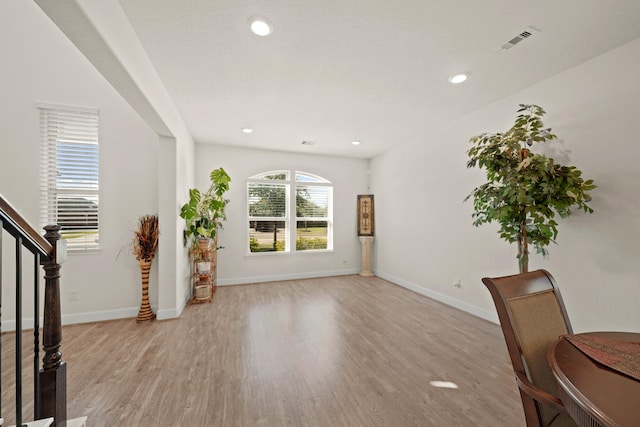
[289,180,297,252]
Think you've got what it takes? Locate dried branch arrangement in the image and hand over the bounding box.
[133,214,159,262]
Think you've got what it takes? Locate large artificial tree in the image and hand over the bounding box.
[465,104,596,273]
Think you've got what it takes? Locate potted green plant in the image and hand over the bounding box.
[465,104,596,273]
[179,167,231,253]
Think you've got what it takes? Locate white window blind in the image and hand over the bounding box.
[247,170,332,253]
[39,104,100,250]
[295,173,332,251]
[248,172,290,252]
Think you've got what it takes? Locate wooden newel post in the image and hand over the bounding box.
[39,224,67,426]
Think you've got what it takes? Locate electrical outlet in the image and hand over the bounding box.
[69,289,79,301]
[453,279,461,288]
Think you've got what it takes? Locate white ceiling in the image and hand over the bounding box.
[118,0,640,159]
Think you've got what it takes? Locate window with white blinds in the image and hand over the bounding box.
[247,170,332,253]
[38,104,100,250]
[295,172,332,251]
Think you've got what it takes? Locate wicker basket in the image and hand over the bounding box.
[195,284,210,300]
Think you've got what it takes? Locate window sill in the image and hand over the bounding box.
[245,249,334,257]
[67,247,102,255]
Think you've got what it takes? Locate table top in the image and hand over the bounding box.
[548,331,640,427]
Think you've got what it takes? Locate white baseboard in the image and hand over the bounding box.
[1,306,149,331]
[156,293,189,320]
[62,307,143,325]
[1,318,40,332]
[216,268,361,286]
[374,270,499,324]
[2,270,355,327]
[1,304,172,330]
[2,270,493,328]
[156,308,179,320]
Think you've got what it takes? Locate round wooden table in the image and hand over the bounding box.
[548,332,640,427]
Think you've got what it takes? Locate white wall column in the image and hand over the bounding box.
[359,236,374,277]
[157,136,178,319]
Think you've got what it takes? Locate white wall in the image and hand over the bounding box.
[34,0,199,319]
[30,0,198,321]
[370,37,640,333]
[0,0,159,326]
[194,144,369,284]
[158,134,195,319]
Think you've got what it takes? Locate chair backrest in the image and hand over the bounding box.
[482,269,573,427]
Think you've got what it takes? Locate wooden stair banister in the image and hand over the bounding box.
[0,194,67,426]
[0,196,52,256]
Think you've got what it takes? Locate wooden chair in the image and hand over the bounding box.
[482,270,577,427]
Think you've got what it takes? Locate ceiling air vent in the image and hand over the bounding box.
[500,27,538,50]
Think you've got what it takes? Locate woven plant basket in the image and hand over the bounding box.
[197,237,211,252]
[195,284,210,300]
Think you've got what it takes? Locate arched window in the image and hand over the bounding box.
[248,170,333,253]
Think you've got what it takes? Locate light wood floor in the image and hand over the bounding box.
[4,275,524,426]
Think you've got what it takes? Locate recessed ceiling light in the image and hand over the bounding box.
[352,140,361,146]
[241,128,253,134]
[249,17,273,36]
[448,73,469,84]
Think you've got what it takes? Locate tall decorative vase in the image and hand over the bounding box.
[136,258,155,322]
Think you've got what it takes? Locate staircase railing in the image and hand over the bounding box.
[0,194,67,427]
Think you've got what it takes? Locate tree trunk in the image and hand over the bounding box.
[272,222,278,250]
[517,147,530,274]
[517,226,529,274]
